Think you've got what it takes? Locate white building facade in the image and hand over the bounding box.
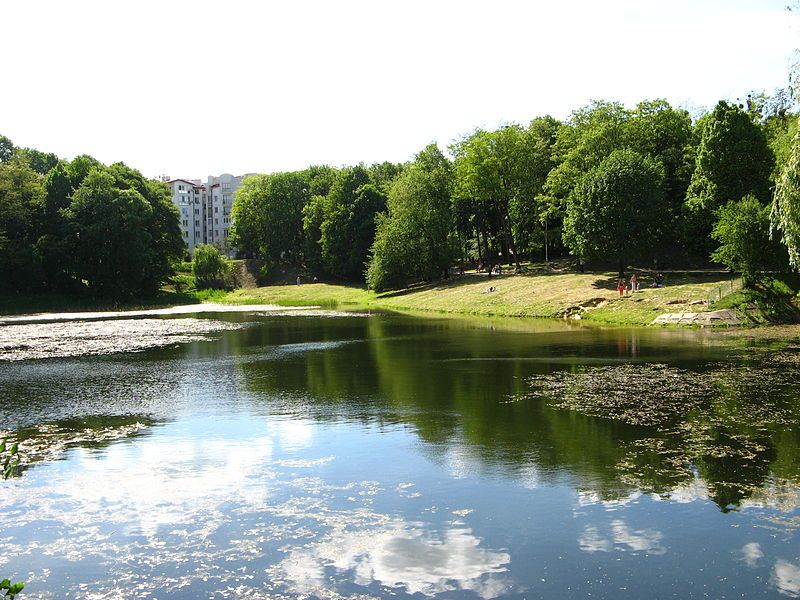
[166,173,254,254]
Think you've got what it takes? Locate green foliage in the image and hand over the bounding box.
[773,121,800,268]
[192,244,232,289]
[367,144,453,291]
[67,168,182,298]
[14,147,58,175]
[711,195,788,286]
[451,118,560,262]
[684,101,774,257]
[170,272,197,293]
[562,149,667,269]
[0,135,15,163]
[229,172,309,269]
[543,99,693,256]
[0,578,24,599]
[0,440,20,480]
[0,157,46,290]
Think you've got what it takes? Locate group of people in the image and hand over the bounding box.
[616,272,665,297]
[476,262,503,276]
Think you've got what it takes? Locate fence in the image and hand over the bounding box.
[707,275,742,307]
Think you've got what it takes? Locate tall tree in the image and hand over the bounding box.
[367,144,453,291]
[0,135,14,163]
[67,167,182,298]
[229,172,309,271]
[562,149,667,273]
[773,126,800,268]
[0,157,46,290]
[683,101,774,257]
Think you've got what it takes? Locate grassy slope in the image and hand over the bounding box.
[223,270,736,326]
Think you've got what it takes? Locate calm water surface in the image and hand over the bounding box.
[0,310,798,599]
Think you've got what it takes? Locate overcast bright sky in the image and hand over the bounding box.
[1,0,798,179]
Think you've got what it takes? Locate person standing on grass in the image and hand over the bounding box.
[630,273,639,293]
[617,277,626,298]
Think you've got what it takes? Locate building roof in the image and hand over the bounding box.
[168,178,204,187]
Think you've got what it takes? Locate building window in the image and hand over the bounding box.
[194,208,199,214]
[215,218,219,225]
[224,229,229,238]
[183,231,188,238]
[222,183,231,191]
[182,219,189,226]
[178,185,184,191]
[195,230,201,238]
[181,208,188,215]
[223,194,232,204]
[214,206,218,213]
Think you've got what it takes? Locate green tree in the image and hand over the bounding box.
[68,169,181,298]
[711,195,788,286]
[318,167,386,279]
[0,157,46,290]
[684,101,774,257]
[542,100,693,259]
[452,124,554,266]
[773,125,800,268]
[0,135,14,163]
[192,243,232,288]
[14,147,59,174]
[229,172,309,270]
[367,144,453,291]
[562,149,667,273]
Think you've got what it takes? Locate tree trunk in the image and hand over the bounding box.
[503,206,521,269]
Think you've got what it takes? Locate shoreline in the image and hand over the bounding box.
[217,271,762,328]
[2,270,797,330]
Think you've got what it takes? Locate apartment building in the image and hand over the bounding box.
[166,173,255,253]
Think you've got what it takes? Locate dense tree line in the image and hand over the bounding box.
[0,135,183,298]
[230,93,800,291]
[4,89,800,296]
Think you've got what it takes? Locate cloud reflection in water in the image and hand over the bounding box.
[0,418,512,598]
[272,522,511,598]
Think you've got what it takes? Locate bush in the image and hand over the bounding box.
[710,195,788,287]
[192,244,232,289]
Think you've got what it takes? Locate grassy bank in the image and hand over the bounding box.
[221,269,751,326]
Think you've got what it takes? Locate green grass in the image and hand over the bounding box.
[218,270,743,326]
[223,283,374,307]
[711,276,800,324]
[8,270,793,328]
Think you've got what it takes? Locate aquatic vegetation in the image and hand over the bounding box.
[0,318,254,361]
[0,417,152,471]
[0,440,19,480]
[521,350,800,510]
[0,578,24,599]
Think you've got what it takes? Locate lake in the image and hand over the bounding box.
[0,308,798,599]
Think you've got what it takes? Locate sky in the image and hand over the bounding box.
[1,0,798,180]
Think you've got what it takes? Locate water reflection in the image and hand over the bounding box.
[773,560,800,597]
[0,415,512,598]
[0,313,799,598]
[578,521,665,555]
[271,523,511,598]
